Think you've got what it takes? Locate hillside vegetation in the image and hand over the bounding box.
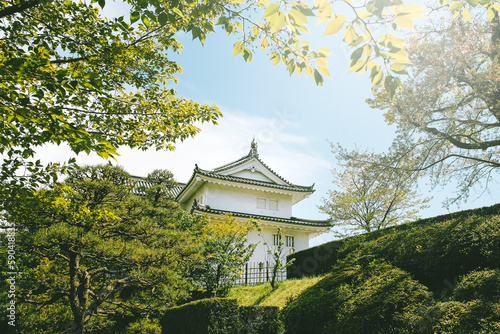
[234,204,500,333]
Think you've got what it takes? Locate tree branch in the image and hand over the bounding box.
[0,0,42,19]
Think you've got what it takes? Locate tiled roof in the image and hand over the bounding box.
[191,202,331,228]
[129,176,185,197]
[194,165,314,193]
[212,141,297,186]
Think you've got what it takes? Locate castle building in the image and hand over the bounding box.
[174,140,331,265]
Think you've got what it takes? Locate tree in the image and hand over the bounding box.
[1,0,496,201]
[191,214,257,297]
[1,165,207,333]
[260,227,295,289]
[319,144,430,235]
[368,14,500,206]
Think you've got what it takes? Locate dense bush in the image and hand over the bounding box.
[281,204,500,333]
[238,306,281,334]
[288,204,500,291]
[453,268,500,303]
[282,262,433,334]
[287,240,343,279]
[162,298,239,334]
[425,300,500,334]
[367,214,500,291]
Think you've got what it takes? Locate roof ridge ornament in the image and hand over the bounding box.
[250,138,259,157]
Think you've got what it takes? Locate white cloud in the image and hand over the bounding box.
[32,109,331,187]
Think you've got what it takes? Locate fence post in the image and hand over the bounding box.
[245,263,248,285]
[259,262,263,283]
[266,261,269,282]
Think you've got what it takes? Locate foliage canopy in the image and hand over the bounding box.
[320,144,430,235]
[0,165,207,333]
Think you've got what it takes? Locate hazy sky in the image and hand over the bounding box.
[34,3,500,245]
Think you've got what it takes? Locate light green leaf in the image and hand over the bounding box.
[318,3,332,24]
[318,47,331,56]
[234,41,244,56]
[318,66,331,77]
[130,11,140,24]
[271,51,280,66]
[269,12,285,33]
[395,15,413,30]
[461,8,472,21]
[141,15,151,27]
[289,9,308,26]
[449,1,461,12]
[323,14,346,36]
[487,7,495,21]
[261,37,269,50]
[344,25,357,45]
[263,3,280,18]
[172,8,184,18]
[390,63,407,74]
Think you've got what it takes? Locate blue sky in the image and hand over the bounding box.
[35,2,500,246]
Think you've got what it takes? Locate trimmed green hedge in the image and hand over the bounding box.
[287,203,500,286]
[287,240,343,279]
[162,298,239,334]
[239,306,280,334]
[282,262,433,334]
[162,299,282,334]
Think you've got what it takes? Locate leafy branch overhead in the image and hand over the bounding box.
[227,0,499,92]
[1,0,498,196]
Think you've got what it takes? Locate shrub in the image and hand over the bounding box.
[162,298,239,334]
[287,204,500,283]
[425,300,500,334]
[287,240,343,279]
[282,262,433,334]
[238,306,281,334]
[454,269,500,303]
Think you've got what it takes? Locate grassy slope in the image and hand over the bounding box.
[228,276,323,309]
[231,204,500,333]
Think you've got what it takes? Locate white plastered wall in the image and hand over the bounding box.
[205,183,292,218]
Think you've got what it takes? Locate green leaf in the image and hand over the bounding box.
[323,14,346,36]
[130,11,140,24]
[313,69,323,86]
[384,75,400,98]
[263,3,280,18]
[243,48,252,62]
[141,15,150,27]
[172,8,184,18]
[350,46,364,65]
[98,0,105,9]
[271,51,280,65]
[158,13,168,26]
